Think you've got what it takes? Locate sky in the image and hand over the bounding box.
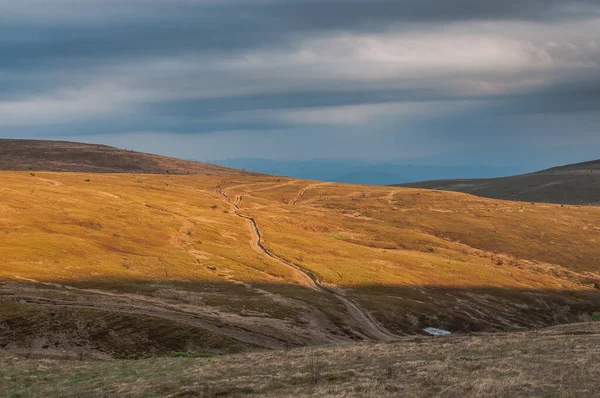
[1,0,599,169]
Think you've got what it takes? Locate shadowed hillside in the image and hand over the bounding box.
[398,159,600,205]
[2,322,599,397]
[0,139,259,175]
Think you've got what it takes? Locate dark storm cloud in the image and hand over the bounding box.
[2,0,597,66]
[148,88,453,118]
[1,0,599,165]
[521,73,600,114]
[256,0,600,28]
[0,15,272,71]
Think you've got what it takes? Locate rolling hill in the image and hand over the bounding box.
[1,140,600,362]
[398,159,600,205]
[0,139,258,175]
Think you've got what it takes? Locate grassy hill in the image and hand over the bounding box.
[0,139,258,175]
[1,169,600,359]
[398,159,600,205]
[2,322,599,397]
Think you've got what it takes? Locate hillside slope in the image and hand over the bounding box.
[1,171,600,359]
[398,159,600,205]
[0,139,258,175]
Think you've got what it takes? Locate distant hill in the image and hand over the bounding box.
[0,139,257,175]
[335,170,408,185]
[398,159,600,205]
[211,158,522,185]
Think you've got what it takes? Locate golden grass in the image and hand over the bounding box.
[1,171,600,347]
[0,172,302,285]
[2,171,599,291]
[223,179,600,289]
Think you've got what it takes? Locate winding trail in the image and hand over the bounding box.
[6,278,290,350]
[217,187,396,341]
[289,182,330,206]
[4,293,288,350]
[290,187,308,206]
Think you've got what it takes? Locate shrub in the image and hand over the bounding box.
[383,357,395,379]
[307,356,322,384]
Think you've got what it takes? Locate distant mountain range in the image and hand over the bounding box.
[210,158,524,185]
[398,159,600,205]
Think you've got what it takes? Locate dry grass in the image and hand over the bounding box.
[1,322,599,397]
[3,171,599,288]
[1,171,600,354]
[0,172,301,285]
[227,180,600,286]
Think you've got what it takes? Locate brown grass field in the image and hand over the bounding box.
[1,322,599,397]
[1,169,600,396]
[1,170,600,357]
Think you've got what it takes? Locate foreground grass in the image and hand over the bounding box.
[2,322,599,397]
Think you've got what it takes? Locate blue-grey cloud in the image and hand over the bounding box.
[1,0,599,168]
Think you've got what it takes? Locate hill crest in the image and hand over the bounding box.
[397,159,600,205]
[0,139,258,175]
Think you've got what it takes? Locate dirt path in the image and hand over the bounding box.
[217,188,397,341]
[3,293,288,350]
[8,276,353,349]
[290,187,307,206]
[289,182,331,206]
[218,190,318,289]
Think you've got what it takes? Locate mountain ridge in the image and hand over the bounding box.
[211,157,523,185]
[0,139,260,176]
[397,158,600,205]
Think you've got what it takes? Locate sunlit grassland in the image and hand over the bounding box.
[2,170,600,301]
[1,170,600,344]
[4,171,598,290]
[0,172,302,285]
[220,179,600,332]
[224,179,600,289]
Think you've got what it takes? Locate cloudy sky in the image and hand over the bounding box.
[1,0,599,169]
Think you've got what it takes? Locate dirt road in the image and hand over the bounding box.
[217,187,396,341]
